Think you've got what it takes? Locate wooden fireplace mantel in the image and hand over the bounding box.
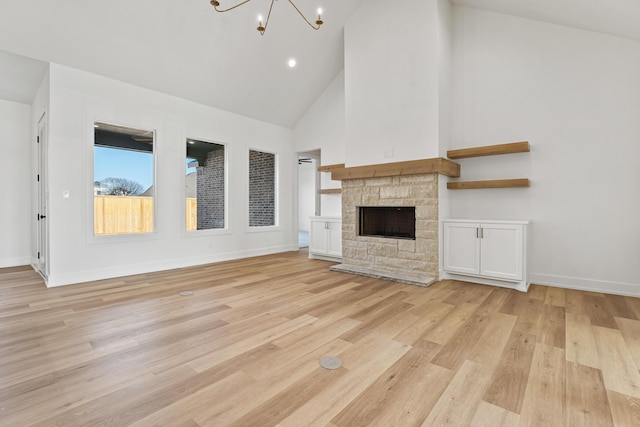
[319,158,460,180]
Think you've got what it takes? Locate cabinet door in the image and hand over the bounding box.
[480,224,523,281]
[443,222,480,275]
[309,220,328,254]
[327,221,342,257]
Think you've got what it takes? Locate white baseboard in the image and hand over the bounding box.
[437,269,640,298]
[440,272,529,293]
[45,244,299,287]
[0,256,31,269]
[529,273,640,298]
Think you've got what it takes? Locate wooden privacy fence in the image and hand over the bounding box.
[94,196,198,235]
[186,198,197,231]
[94,196,154,235]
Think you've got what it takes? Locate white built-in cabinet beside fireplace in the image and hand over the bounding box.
[309,216,342,261]
[441,219,531,292]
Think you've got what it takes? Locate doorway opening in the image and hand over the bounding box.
[297,150,320,248]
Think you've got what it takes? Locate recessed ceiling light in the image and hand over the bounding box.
[288,58,297,68]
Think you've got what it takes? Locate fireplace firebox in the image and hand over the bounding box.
[359,206,416,240]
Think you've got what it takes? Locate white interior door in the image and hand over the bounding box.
[36,115,48,278]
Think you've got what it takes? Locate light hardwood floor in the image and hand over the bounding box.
[1,251,640,426]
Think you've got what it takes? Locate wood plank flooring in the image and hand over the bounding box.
[1,252,640,426]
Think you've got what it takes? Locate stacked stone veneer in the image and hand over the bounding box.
[341,174,439,278]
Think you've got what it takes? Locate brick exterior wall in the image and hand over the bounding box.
[341,174,439,277]
[196,147,225,229]
[249,150,275,227]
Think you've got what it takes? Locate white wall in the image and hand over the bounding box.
[344,0,443,167]
[293,70,345,217]
[44,63,295,286]
[449,7,640,295]
[0,99,32,267]
[438,0,453,157]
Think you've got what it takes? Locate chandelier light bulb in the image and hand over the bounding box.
[257,14,265,33]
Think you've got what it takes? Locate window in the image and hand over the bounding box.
[186,139,226,231]
[248,149,276,227]
[93,122,154,236]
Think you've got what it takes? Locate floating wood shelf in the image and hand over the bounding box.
[447,178,530,190]
[317,188,342,195]
[447,141,530,159]
[329,158,460,180]
[317,163,345,172]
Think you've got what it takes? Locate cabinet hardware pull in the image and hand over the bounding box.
[476,228,479,238]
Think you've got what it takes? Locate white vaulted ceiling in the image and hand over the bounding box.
[0,49,48,104]
[0,0,363,127]
[0,0,639,127]
[451,0,640,42]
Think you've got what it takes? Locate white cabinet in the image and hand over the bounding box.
[309,217,342,261]
[443,222,481,276]
[442,220,530,292]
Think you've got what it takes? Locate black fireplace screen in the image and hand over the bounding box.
[359,206,416,239]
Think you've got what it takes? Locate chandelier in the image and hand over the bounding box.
[209,0,324,35]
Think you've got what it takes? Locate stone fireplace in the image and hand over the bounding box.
[331,173,440,286]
